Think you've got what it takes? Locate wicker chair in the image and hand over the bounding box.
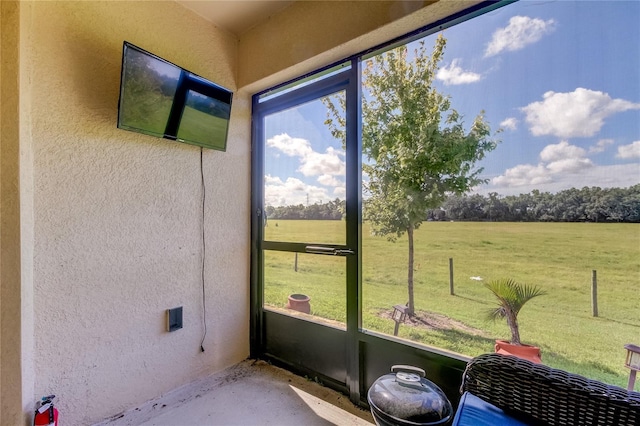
[459,353,640,426]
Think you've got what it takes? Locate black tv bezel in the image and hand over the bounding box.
[117,41,233,151]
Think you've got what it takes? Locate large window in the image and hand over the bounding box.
[253,0,639,392]
[358,0,639,388]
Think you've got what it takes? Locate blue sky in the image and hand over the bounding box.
[264,1,640,206]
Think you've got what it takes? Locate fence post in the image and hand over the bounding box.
[294,253,298,272]
[449,258,454,295]
[592,270,598,317]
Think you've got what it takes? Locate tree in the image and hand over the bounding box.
[485,192,508,221]
[325,35,499,314]
[121,50,175,132]
[485,278,546,345]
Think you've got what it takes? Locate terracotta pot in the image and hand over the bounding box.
[494,339,542,364]
[286,294,311,314]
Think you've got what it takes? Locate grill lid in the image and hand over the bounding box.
[367,365,452,425]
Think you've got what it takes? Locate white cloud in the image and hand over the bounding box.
[617,141,640,159]
[500,117,518,131]
[299,146,345,177]
[540,140,586,162]
[492,141,594,188]
[317,174,343,187]
[546,158,594,174]
[333,186,346,199]
[492,163,552,187]
[521,88,640,138]
[264,175,331,206]
[483,163,640,196]
[267,133,345,178]
[266,133,346,206]
[436,59,481,85]
[589,139,614,154]
[264,175,283,185]
[485,16,555,58]
[266,133,312,157]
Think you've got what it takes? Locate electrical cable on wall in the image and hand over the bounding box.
[200,147,207,352]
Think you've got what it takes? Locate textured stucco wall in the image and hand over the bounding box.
[16,1,248,424]
[238,0,482,92]
[1,0,484,424]
[1,2,33,424]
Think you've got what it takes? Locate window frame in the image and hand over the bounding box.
[250,0,522,406]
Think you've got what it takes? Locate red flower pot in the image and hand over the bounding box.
[286,294,311,314]
[495,339,542,364]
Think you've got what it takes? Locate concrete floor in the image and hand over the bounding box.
[95,360,374,426]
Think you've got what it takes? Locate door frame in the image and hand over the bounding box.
[250,2,511,407]
[250,60,363,400]
[249,53,469,410]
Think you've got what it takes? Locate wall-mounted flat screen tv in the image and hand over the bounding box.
[117,42,232,151]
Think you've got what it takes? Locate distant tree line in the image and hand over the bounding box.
[265,185,640,223]
[436,185,640,223]
[265,198,345,220]
[125,52,228,120]
[185,91,231,118]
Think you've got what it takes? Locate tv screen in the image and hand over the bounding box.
[117,42,232,151]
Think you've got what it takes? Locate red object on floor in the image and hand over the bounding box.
[34,398,58,426]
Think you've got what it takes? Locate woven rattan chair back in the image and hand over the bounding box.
[460,353,640,426]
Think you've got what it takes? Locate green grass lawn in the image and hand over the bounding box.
[119,89,228,150]
[119,91,173,137]
[177,105,228,149]
[264,220,640,388]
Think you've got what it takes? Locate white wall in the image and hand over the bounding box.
[0,0,482,424]
[238,0,481,91]
[1,1,32,424]
[11,1,249,424]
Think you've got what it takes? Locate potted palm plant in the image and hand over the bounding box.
[485,278,546,363]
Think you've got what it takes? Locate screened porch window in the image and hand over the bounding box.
[253,0,639,391]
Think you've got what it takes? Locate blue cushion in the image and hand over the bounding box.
[451,392,530,426]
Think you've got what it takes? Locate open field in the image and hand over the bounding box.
[177,105,228,149]
[264,220,640,388]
